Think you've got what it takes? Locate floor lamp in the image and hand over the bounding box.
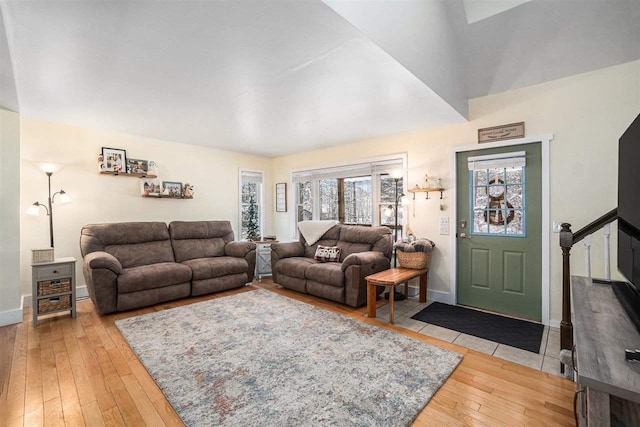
[384,173,407,300]
[26,165,71,248]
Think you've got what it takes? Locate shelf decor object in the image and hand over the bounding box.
[26,163,72,248]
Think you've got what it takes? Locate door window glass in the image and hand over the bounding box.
[471,165,525,236]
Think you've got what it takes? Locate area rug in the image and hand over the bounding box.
[411,302,544,353]
[115,289,462,426]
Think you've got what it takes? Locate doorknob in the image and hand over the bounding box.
[459,232,469,239]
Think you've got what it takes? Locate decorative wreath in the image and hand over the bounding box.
[483,178,515,226]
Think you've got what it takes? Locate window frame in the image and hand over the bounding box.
[291,155,407,238]
[238,169,264,241]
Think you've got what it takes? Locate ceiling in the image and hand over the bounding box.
[1,0,638,157]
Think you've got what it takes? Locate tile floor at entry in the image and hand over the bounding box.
[370,295,564,377]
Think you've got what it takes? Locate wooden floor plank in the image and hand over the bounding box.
[43,397,66,427]
[0,324,17,397]
[80,400,106,427]
[1,280,577,426]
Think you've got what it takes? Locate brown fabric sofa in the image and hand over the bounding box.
[80,221,256,314]
[271,224,392,307]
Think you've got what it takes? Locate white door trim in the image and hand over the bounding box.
[449,134,553,325]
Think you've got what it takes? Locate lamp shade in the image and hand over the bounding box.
[58,191,71,204]
[36,162,63,173]
[26,203,41,216]
[390,169,404,179]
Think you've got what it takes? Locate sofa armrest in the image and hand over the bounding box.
[270,241,305,283]
[271,241,305,259]
[225,241,257,258]
[341,251,388,272]
[82,251,122,314]
[342,251,391,307]
[85,251,122,274]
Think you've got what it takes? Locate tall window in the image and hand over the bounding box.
[379,175,403,229]
[240,170,263,240]
[343,177,372,225]
[292,157,406,236]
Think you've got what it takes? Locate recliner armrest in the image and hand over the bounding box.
[85,251,123,274]
[271,241,305,259]
[225,241,257,258]
[341,251,387,272]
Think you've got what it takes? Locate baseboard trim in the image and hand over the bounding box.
[22,285,89,308]
[0,307,23,326]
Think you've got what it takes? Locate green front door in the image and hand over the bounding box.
[456,143,542,320]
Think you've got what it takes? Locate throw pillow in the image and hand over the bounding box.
[314,245,341,263]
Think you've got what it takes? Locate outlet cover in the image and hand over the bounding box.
[552,222,562,233]
[439,217,449,235]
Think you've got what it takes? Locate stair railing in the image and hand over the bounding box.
[559,208,618,368]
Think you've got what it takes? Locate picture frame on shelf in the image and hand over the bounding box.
[276,182,287,212]
[127,158,149,175]
[102,147,127,173]
[141,178,161,196]
[162,181,183,197]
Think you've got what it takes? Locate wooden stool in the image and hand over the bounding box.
[365,268,427,324]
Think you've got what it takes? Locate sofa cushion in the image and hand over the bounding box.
[80,222,176,268]
[275,257,318,279]
[169,221,234,262]
[183,256,248,281]
[306,263,344,287]
[117,262,192,294]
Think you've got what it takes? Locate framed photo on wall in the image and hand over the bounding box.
[127,158,148,175]
[276,183,287,212]
[102,147,127,173]
[140,178,161,196]
[162,181,183,197]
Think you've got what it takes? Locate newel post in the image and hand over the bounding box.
[559,223,574,369]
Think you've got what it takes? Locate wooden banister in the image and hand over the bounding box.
[559,208,618,373]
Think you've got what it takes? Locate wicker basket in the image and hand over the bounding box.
[38,278,71,296]
[37,295,71,314]
[32,248,54,263]
[397,251,431,270]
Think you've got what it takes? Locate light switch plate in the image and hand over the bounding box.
[440,217,449,235]
[553,221,562,233]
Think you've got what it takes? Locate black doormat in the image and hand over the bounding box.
[411,302,544,353]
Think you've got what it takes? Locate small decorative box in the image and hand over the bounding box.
[32,248,54,263]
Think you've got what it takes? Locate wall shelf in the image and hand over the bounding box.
[407,188,445,200]
[142,195,193,199]
[100,171,157,179]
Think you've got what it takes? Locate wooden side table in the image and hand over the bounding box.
[31,257,77,326]
[366,268,427,324]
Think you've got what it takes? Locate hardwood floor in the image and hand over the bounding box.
[0,280,576,426]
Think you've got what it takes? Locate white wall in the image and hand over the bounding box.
[0,108,21,325]
[19,118,273,297]
[273,60,640,324]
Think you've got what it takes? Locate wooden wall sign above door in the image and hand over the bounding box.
[478,122,525,143]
